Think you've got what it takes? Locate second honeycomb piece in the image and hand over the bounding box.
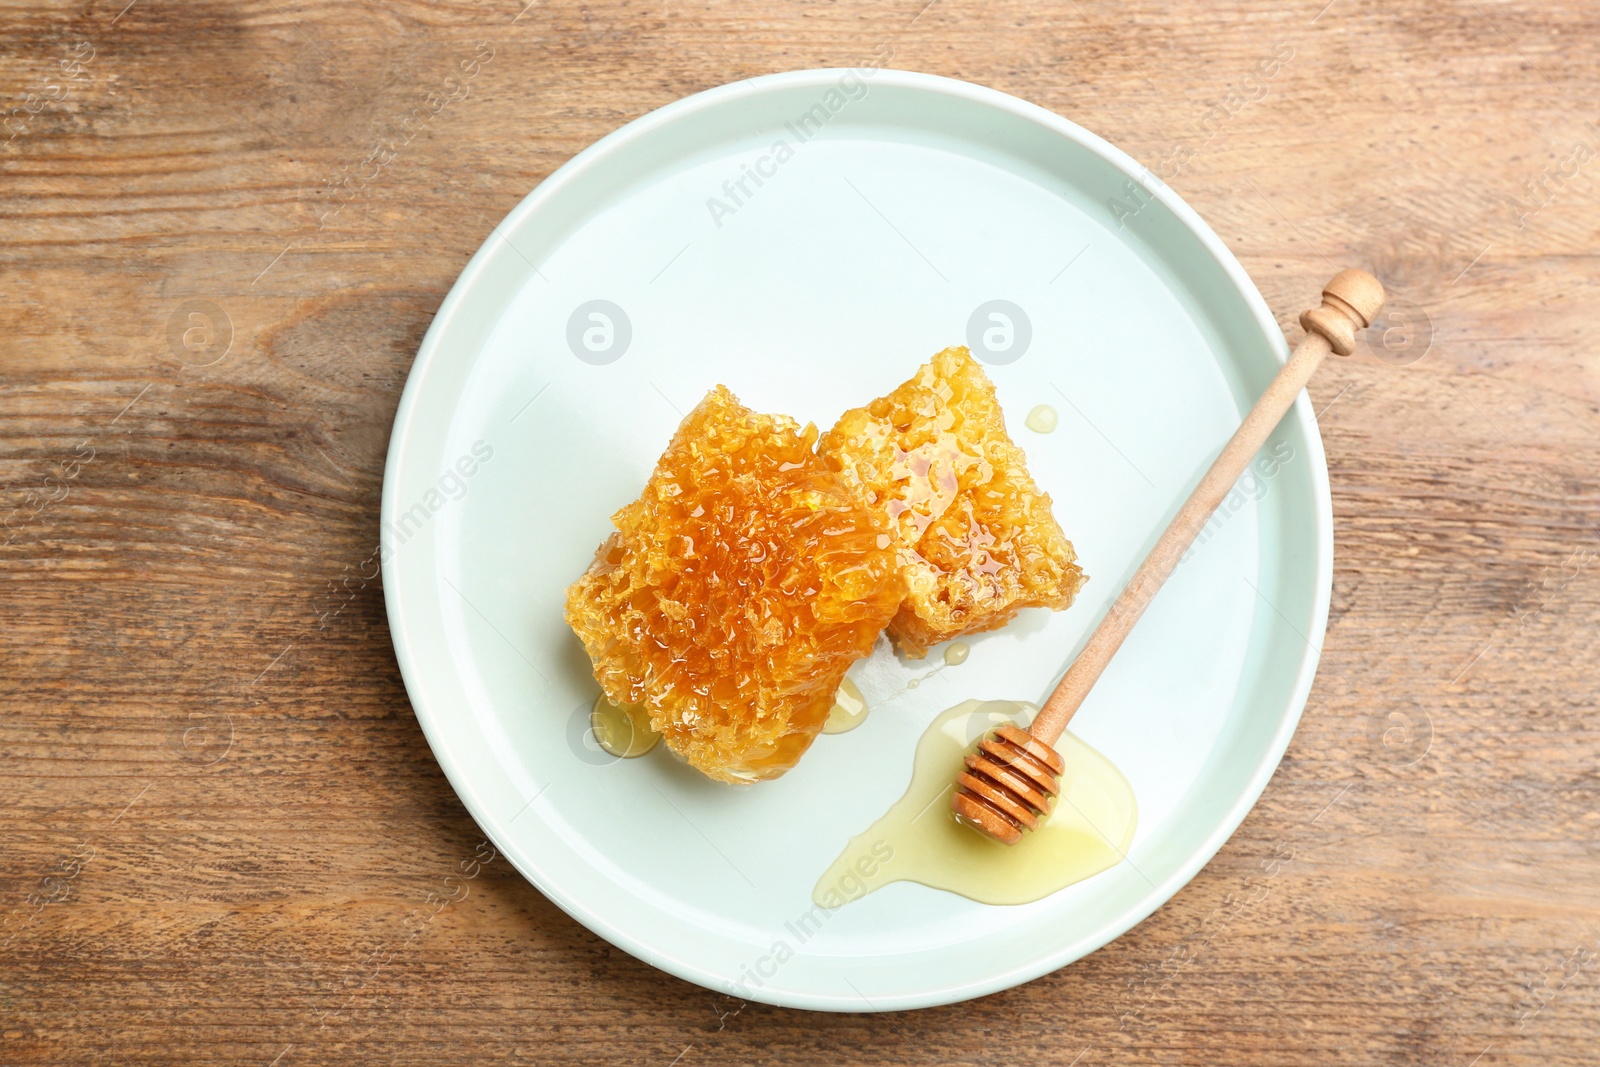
[819,346,1085,657]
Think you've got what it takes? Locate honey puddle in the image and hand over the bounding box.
[814,700,1137,907]
[590,695,660,758]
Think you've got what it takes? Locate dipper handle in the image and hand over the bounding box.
[1029,269,1385,745]
[952,270,1385,846]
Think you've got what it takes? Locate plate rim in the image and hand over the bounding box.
[380,66,1332,1012]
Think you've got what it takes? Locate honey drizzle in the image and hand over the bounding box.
[813,700,1137,907]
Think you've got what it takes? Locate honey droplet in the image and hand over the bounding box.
[813,700,1137,907]
[1024,404,1058,434]
[822,678,869,734]
[942,641,970,666]
[591,695,660,758]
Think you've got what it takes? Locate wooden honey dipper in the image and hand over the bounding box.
[951,269,1387,845]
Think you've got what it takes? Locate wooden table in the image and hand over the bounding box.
[4,1,1597,1063]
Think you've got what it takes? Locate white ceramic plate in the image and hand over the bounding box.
[381,69,1330,1012]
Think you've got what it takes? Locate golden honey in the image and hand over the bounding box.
[820,348,1086,658]
[822,678,869,735]
[590,695,659,758]
[565,386,903,783]
[814,700,1136,907]
[1024,404,1058,433]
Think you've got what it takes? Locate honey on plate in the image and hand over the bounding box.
[814,699,1136,907]
[823,678,869,735]
[590,695,659,758]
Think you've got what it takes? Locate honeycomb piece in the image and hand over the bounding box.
[564,386,903,784]
[819,346,1086,657]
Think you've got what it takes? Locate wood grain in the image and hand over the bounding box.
[4,1,1599,1064]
